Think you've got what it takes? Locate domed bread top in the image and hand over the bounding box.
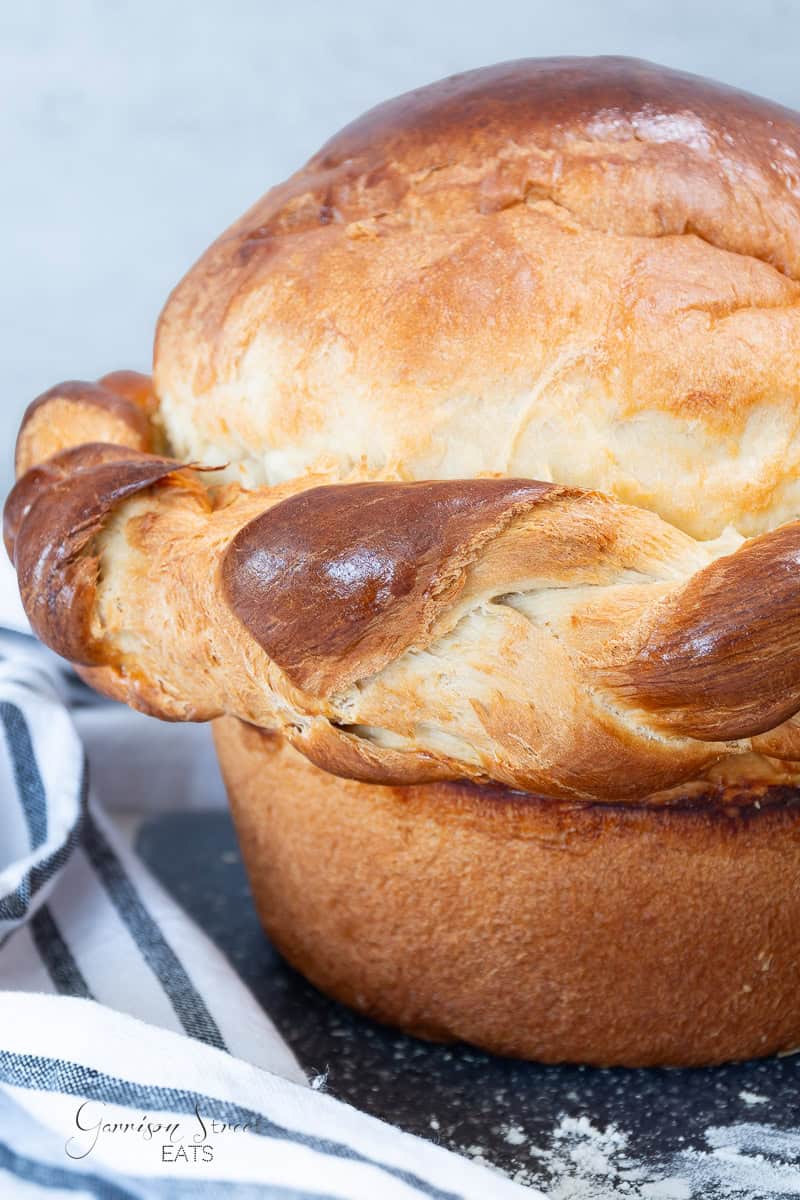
[155,57,800,539]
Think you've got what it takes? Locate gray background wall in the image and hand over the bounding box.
[4,0,800,493]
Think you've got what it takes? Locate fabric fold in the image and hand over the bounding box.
[0,590,529,1197]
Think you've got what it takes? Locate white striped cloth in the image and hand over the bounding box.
[0,557,533,1199]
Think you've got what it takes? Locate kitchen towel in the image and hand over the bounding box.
[0,555,532,1199]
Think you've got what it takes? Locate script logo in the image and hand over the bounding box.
[65,1101,251,1164]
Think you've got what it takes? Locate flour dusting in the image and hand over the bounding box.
[462,1114,800,1197]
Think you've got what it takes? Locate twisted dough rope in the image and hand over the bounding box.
[6,373,800,804]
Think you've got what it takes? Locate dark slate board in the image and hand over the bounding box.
[137,811,800,1196]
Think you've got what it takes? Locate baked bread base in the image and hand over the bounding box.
[215,716,800,1066]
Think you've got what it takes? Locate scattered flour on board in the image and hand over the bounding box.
[462,1114,800,1198]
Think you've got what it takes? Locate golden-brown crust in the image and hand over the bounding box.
[308,57,800,287]
[155,58,800,540]
[75,662,209,721]
[604,521,800,738]
[288,715,461,786]
[8,444,186,664]
[222,477,555,693]
[310,57,800,270]
[15,380,155,477]
[217,717,800,1066]
[3,442,142,559]
[97,370,161,418]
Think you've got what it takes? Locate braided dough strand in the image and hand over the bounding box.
[7,374,800,802]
